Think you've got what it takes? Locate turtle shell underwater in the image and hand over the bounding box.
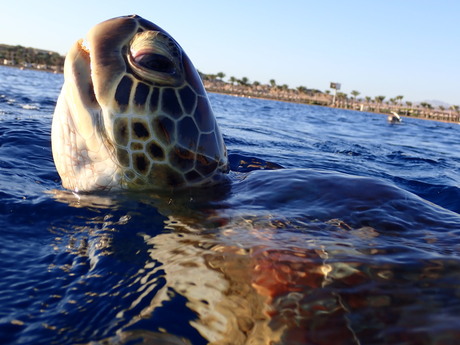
[52,15,229,192]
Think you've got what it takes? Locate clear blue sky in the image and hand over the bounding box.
[1,0,459,105]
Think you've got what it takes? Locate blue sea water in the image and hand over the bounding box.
[0,65,459,345]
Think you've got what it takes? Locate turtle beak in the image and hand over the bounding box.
[80,39,91,55]
[64,39,98,109]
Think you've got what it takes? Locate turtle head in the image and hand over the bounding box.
[52,15,228,192]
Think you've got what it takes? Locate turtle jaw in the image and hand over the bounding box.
[65,39,97,109]
[51,37,121,192]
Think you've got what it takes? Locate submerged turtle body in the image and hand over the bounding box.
[52,15,228,192]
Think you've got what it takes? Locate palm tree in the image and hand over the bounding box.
[229,76,237,85]
[420,102,432,109]
[351,90,360,99]
[364,96,371,110]
[216,72,225,80]
[375,96,385,112]
[450,105,460,122]
[396,95,404,106]
[350,90,360,109]
[238,77,249,86]
[419,102,432,117]
[405,101,413,116]
[297,86,308,94]
[269,79,276,88]
[336,92,348,107]
[203,73,216,81]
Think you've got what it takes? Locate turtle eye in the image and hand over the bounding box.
[134,53,176,75]
[128,30,183,86]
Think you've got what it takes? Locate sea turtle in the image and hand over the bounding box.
[52,15,228,192]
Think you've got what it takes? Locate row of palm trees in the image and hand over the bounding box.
[202,72,460,121]
[336,91,459,114]
[202,72,324,100]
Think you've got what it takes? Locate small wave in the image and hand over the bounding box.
[21,104,40,110]
[387,151,440,165]
[259,105,273,112]
[0,96,17,105]
[393,177,460,214]
[40,98,57,107]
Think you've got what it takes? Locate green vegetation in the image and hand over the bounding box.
[201,72,333,106]
[351,90,360,100]
[0,44,64,71]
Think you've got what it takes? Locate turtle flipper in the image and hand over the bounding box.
[228,153,284,172]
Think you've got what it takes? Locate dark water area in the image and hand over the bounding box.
[1,65,460,345]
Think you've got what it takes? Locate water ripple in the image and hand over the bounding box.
[1,66,460,344]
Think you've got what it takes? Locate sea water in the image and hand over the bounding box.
[1,65,460,344]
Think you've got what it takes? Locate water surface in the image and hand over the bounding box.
[1,66,460,345]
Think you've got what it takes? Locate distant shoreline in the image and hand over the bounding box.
[1,64,458,124]
[208,90,459,125]
[0,63,61,74]
[203,80,460,124]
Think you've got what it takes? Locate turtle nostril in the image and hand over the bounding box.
[133,53,176,75]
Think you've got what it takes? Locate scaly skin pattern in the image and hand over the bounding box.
[52,15,228,192]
